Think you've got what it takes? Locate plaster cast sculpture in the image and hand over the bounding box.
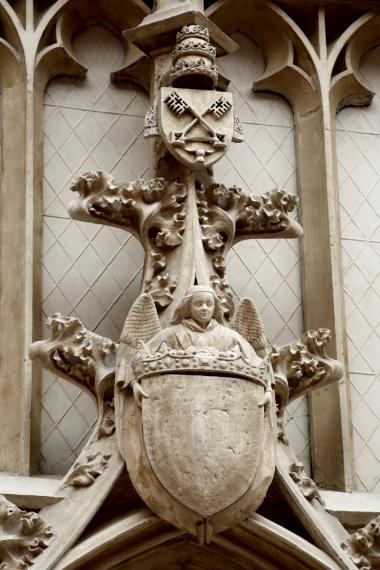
[116,286,275,544]
[28,14,362,570]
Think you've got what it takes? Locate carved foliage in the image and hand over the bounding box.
[341,516,380,570]
[69,172,187,310]
[29,313,117,400]
[98,400,116,439]
[270,328,343,403]
[198,183,301,243]
[0,495,54,569]
[289,462,324,505]
[144,273,178,309]
[69,173,186,243]
[63,453,111,489]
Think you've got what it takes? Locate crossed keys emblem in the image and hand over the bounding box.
[164,90,232,164]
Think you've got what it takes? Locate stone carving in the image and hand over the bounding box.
[30,313,117,402]
[69,173,186,311]
[197,183,301,241]
[69,173,186,242]
[144,272,178,309]
[170,25,218,89]
[159,87,234,168]
[271,328,343,400]
[28,15,352,569]
[0,495,54,568]
[63,452,111,489]
[289,462,324,505]
[143,24,242,169]
[232,297,270,357]
[270,328,343,440]
[144,105,159,137]
[233,113,244,142]
[341,516,380,570]
[116,287,276,544]
[98,400,116,439]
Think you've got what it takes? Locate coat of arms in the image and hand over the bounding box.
[144,24,243,169]
[116,287,276,543]
[158,88,234,168]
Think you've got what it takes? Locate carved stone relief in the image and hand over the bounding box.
[342,516,380,570]
[0,496,54,569]
[30,17,353,567]
[0,0,379,568]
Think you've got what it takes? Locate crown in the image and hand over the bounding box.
[169,24,218,89]
[132,343,269,386]
[176,25,210,44]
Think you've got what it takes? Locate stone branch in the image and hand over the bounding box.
[271,328,343,404]
[198,183,302,245]
[69,171,187,311]
[0,495,54,569]
[29,313,117,404]
[69,172,186,243]
[289,461,324,505]
[341,516,380,570]
[270,328,343,442]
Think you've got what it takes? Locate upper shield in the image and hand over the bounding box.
[158,87,234,170]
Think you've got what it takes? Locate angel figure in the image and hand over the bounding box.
[116,285,273,408]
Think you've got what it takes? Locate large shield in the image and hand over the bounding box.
[158,87,234,170]
[121,370,276,543]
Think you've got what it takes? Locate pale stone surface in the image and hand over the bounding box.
[0,1,368,567]
[117,288,276,541]
[40,26,311,478]
[0,495,54,568]
[143,374,264,517]
[0,0,376,567]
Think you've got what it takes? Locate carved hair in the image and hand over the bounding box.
[171,286,224,325]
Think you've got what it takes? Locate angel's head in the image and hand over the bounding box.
[171,285,224,328]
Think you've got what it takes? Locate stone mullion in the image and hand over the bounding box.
[0,51,47,474]
[294,101,355,490]
[0,72,32,474]
[299,9,380,491]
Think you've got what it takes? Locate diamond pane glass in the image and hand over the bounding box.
[337,46,380,492]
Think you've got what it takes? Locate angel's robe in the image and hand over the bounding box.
[144,318,262,365]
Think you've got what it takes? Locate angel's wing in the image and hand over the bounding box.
[232,297,269,356]
[119,293,161,346]
[116,293,161,390]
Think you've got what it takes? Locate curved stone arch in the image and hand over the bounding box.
[0,1,25,57]
[55,510,341,570]
[207,0,378,113]
[207,0,318,113]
